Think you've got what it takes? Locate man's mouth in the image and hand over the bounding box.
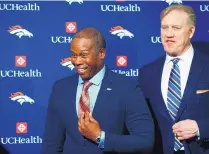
[166,40,175,44]
[76,68,88,74]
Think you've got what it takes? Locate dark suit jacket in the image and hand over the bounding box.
[0,144,9,154]
[139,50,209,154]
[41,68,154,154]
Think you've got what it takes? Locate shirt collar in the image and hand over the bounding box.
[78,65,106,86]
[165,44,194,64]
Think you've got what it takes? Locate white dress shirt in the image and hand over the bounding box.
[161,45,194,106]
[161,45,194,150]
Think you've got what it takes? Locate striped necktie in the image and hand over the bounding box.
[167,58,184,151]
[79,81,92,115]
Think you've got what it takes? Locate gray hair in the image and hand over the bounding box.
[160,4,196,26]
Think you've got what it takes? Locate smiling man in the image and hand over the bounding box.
[139,4,209,154]
[41,27,154,154]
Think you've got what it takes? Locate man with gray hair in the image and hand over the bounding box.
[139,4,209,154]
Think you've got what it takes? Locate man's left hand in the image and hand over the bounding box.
[173,119,199,140]
[78,112,101,142]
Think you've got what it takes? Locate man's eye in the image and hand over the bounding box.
[71,54,77,58]
[81,54,88,58]
[173,27,181,30]
[161,26,167,30]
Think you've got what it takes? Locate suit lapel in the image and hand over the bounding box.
[65,75,86,143]
[175,51,204,121]
[154,57,173,123]
[69,69,113,144]
[92,69,113,121]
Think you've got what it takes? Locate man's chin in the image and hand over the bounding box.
[165,49,179,57]
[78,74,90,81]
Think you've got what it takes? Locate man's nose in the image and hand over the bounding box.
[165,28,174,37]
[72,56,83,65]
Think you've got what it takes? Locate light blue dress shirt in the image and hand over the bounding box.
[76,65,106,149]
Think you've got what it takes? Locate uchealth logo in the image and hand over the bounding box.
[112,69,139,77]
[0,69,41,78]
[60,57,74,70]
[113,55,138,76]
[151,36,162,43]
[8,25,33,38]
[162,0,182,5]
[51,36,72,44]
[200,5,209,12]
[1,55,42,78]
[110,26,134,39]
[1,122,42,145]
[66,0,83,5]
[0,56,42,78]
[117,56,127,67]
[0,3,40,11]
[1,136,42,144]
[101,4,140,12]
[15,56,26,67]
[51,21,76,43]
[9,92,35,105]
[16,122,28,134]
[66,22,77,33]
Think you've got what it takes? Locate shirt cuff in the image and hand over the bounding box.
[98,131,105,149]
[197,129,200,140]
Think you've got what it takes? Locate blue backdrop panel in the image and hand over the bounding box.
[0,1,208,154]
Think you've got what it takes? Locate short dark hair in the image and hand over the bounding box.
[72,27,106,53]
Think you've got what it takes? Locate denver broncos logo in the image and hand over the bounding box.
[66,0,83,5]
[9,92,35,105]
[8,25,33,38]
[60,57,74,70]
[110,26,134,39]
[162,0,182,5]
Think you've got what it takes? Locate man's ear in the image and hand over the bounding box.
[99,48,106,60]
[189,26,195,39]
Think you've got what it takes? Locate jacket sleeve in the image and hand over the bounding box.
[197,117,209,142]
[41,83,66,154]
[104,82,154,153]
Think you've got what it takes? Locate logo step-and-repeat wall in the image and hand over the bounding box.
[0,0,208,154]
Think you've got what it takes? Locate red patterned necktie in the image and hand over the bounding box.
[79,81,92,114]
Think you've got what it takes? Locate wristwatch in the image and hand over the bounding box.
[96,135,101,144]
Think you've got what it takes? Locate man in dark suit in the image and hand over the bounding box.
[0,144,9,154]
[139,4,209,154]
[41,27,154,154]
